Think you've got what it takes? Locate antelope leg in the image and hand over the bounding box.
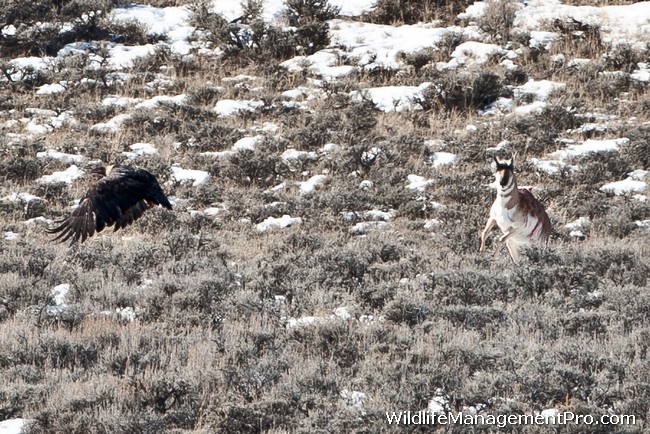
[480,217,496,252]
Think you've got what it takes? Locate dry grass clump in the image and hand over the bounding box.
[3,225,650,433]
[419,70,509,114]
[188,0,338,65]
[0,157,42,182]
[476,0,519,42]
[502,105,581,155]
[0,1,136,58]
[620,126,650,167]
[363,0,474,25]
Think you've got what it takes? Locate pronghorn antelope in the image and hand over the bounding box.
[479,154,551,262]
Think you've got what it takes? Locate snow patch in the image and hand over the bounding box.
[286,306,362,328]
[330,20,463,71]
[631,63,649,82]
[458,2,487,21]
[106,43,157,69]
[529,31,558,50]
[256,215,302,233]
[514,1,650,49]
[539,409,560,422]
[514,101,547,116]
[23,216,52,226]
[233,135,264,151]
[340,389,367,411]
[171,166,210,186]
[0,418,29,434]
[282,149,318,161]
[51,283,70,306]
[429,152,457,168]
[406,174,434,192]
[36,83,66,95]
[203,207,223,216]
[102,96,143,107]
[364,209,396,221]
[45,283,71,317]
[281,50,355,78]
[91,113,131,133]
[569,230,585,239]
[282,86,326,101]
[551,138,628,159]
[350,221,391,234]
[361,147,381,164]
[101,306,142,322]
[424,219,444,231]
[565,216,591,231]
[5,57,53,82]
[427,390,450,414]
[600,169,647,195]
[514,79,566,101]
[530,158,574,175]
[351,83,431,112]
[135,94,187,109]
[3,232,19,241]
[343,209,396,222]
[36,149,85,163]
[297,174,327,195]
[122,143,158,159]
[1,192,43,204]
[566,216,590,239]
[2,24,17,37]
[111,5,191,37]
[214,99,264,116]
[38,165,85,184]
[439,41,505,70]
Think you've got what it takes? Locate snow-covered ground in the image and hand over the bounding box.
[1,0,647,293]
[2,0,648,175]
[3,0,649,115]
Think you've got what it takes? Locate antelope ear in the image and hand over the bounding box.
[511,151,518,169]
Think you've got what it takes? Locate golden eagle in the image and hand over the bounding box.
[47,165,172,243]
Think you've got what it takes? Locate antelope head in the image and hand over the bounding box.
[493,153,516,190]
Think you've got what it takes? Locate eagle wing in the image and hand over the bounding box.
[47,166,171,243]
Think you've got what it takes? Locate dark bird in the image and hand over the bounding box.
[47,165,172,243]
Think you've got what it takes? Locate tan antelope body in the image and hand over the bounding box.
[480,155,551,262]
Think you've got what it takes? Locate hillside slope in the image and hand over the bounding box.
[1,0,649,432]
